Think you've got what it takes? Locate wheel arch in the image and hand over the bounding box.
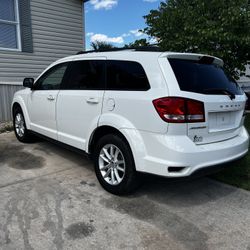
[88,125,129,154]
[12,97,31,129]
[87,125,146,172]
[12,102,21,115]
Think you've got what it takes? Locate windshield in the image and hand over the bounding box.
[168,58,243,95]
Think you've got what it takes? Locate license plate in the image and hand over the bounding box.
[208,111,236,132]
[216,112,231,126]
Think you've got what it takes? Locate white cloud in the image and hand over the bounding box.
[86,32,94,37]
[90,33,124,44]
[149,37,158,44]
[90,0,118,10]
[122,33,131,38]
[143,0,159,2]
[130,29,144,37]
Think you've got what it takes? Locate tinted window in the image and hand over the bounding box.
[169,59,243,95]
[35,63,68,90]
[64,60,105,90]
[107,60,150,90]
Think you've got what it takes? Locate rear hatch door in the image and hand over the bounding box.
[166,54,246,144]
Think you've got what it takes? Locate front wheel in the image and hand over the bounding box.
[13,107,34,143]
[93,134,138,195]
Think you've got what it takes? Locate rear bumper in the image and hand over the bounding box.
[135,127,249,177]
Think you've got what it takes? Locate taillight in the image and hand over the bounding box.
[153,97,205,123]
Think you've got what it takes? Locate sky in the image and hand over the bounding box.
[84,0,161,49]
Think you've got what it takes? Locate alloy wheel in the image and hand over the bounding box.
[98,144,126,185]
[15,113,25,138]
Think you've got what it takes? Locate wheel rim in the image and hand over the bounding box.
[98,144,126,186]
[15,113,25,138]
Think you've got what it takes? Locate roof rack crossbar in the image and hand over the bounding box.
[76,45,162,55]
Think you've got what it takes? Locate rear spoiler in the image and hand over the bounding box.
[160,52,224,67]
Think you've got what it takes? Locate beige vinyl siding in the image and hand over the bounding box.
[0,0,84,84]
[0,84,23,121]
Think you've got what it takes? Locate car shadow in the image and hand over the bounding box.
[31,136,237,207]
[135,173,237,207]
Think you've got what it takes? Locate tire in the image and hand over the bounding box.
[13,107,34,143]
[93,134,139,195]
[245,92,250,111]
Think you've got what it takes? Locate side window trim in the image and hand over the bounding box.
[60,61,74,90]
[33,62,69,91]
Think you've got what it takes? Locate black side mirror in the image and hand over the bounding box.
[23,78,34,88]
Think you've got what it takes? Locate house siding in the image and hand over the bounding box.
[0,84,23,122]
[0,0,84,83]
[0,0,84,121]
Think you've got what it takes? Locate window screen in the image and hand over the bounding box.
[64,60,105,90]
[106,60,150,91]
[0,0,15,21]
[0,0,19,50]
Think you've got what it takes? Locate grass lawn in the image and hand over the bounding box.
[212,114,250,191]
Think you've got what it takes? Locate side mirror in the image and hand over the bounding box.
[23,78,34,88]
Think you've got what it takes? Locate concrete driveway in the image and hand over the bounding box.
[0,132,250,250]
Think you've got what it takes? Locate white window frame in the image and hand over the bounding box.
[0,0,21,51]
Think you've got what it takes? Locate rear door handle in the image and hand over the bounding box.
[86,97,99,104]
[47,95,55,101]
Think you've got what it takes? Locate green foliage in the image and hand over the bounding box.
[144,0,250,78]
[124,39,150,48]
[90,41,115,51]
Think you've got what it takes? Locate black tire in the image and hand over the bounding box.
[245,92,250,111]
[93,134,139,195]
[13,106,35,143]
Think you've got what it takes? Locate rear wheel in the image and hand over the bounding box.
[13,107,34,143]
[94,134,138,195]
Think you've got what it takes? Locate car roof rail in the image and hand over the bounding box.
[76,45,162,55]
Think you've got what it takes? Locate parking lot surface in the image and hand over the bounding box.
[0,132,250,250]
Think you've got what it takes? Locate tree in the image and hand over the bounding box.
[144,0,250,78]
[91,41,115,51]
[124,39,150,48]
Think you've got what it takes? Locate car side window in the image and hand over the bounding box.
[106,60,150,91]
[35,63,68,90]
[63,60,105,90]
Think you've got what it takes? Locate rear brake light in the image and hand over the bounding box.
[153,97,205,123]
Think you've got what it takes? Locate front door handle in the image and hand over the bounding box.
[86,97,99,104]
[47,95,55,101]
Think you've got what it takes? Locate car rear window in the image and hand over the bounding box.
[168,58,243,95]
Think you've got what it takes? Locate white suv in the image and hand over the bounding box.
[12,48,249,194]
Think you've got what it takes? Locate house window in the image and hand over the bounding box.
[0,0,21,50]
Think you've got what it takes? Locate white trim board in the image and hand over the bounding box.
[0,82,23,86]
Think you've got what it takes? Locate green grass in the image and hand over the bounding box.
[212,114,250,191]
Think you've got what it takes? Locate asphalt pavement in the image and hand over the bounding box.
[0,132,250,250]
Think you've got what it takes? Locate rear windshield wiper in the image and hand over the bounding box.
[203,88,236,100]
